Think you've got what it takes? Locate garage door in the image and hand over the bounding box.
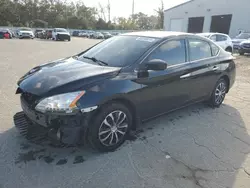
[170,19,183,31]
[188,17,205,33]
[210,14,232,34]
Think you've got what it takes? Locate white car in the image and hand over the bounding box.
[17,28,34,39]
[52,28,71,41]
[197,33,233,53]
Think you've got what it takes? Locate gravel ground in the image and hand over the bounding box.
[0,38,250,188]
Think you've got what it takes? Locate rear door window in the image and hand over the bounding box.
[188,39,212,61]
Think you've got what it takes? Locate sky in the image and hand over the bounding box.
[73,0,188,19]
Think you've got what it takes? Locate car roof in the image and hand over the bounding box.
[198,32,229,36]
[121,31,192,38]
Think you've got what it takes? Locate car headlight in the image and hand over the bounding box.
[35,91,85,113]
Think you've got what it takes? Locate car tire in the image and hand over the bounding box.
[208,78,228,108]
[88,102,132,152]
[68,37,71,41]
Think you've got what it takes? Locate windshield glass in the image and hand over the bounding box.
[235,33,250,39]
[78,35,159,67]
[56,28,67,32]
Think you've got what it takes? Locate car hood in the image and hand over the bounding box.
[56,32,70,35]
[17,57,121,97]
[232,39,247,43]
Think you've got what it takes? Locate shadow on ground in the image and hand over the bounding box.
[0,103,249,188]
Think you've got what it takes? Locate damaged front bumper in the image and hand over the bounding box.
[14,100,97,145]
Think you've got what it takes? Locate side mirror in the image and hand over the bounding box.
[144,59,167,71]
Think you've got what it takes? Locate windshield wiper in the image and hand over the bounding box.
[82,56,108,66]
[71,55,79,60]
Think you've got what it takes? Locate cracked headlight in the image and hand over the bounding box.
[35,91,85,113]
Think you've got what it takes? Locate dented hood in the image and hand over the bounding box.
[17,57,121,96]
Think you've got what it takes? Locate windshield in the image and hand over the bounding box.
[235,33,250,39]
[56,28,67,32]
[78,35,159,67]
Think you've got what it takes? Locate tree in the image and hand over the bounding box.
[95,18,107,30]
[0,0,163,30]
[154,0,164,29]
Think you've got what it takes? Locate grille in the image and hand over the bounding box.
[58,34,69,40]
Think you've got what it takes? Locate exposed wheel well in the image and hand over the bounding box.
[220,75,230,93]
[225,46,232,52]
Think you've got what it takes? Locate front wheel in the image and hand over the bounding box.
[88,103,132,152]
[208,78,228,108]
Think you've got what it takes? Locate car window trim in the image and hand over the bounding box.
[137,36,188,68]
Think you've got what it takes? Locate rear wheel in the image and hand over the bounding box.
[208,78,228,108]
[88,103,132,152]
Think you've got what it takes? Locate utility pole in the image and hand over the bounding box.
[107,0,111,22]
[132,0,135,16]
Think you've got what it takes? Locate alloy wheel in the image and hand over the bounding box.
[98,110,128,146]
[214,82,226,105]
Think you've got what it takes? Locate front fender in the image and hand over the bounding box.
[76,76,142,112]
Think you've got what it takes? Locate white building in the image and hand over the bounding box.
[164,0,250,37]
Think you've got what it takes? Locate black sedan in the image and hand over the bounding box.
[14,31,236,152]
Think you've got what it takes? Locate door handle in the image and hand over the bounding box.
[180,73,191,79]
[212,66,219,71]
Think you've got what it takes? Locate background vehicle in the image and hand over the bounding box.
[72,30,80,36]
[0,30,4,39]
[0,29,12,39]
[102,32,113,39]
[17,28,34,39]
[231,32,250,50]
[52,28,71,41]
[36,30,47,39]
[15,31,235,152]
[45,29,53,39]
[238,40,250,55]
[79,31,88,37]
[197,33,233,52]
[87,31,96,38]
[111,32,120,36]
[34,29,45,38]
[94,32,104,39]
